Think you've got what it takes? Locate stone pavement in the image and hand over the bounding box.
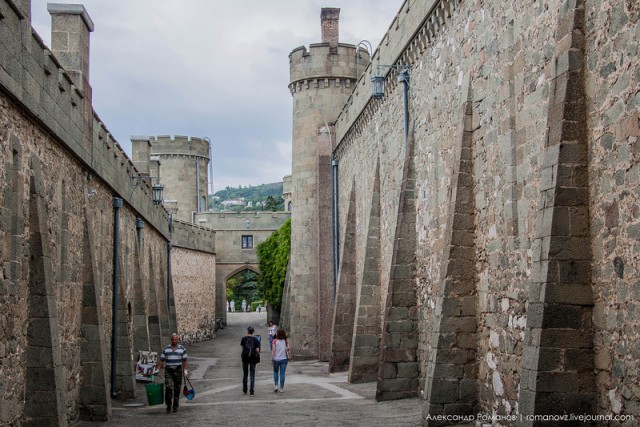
[79,311,423,426]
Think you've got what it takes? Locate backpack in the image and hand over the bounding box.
[242,336,260,363]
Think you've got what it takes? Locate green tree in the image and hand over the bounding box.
[264,196,278,211]
[257,219,290,311]
[226,270,261,307]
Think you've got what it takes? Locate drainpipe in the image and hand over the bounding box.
[135,217,144,248]
[195,158,200,212]
[110,197,123,398]
[399,68,410,149]
[332,159,339,295]
[204,137,213,208]
[167,242,172,314]
[167,212,173,320]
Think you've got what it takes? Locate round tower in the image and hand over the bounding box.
[149,135,210,223]
[287,8,369,360]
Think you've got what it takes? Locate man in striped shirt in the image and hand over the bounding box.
[156,333,188,413]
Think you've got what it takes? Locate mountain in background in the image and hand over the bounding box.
[209,182,284,211]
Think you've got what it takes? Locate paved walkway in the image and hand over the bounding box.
[79,312,423,426]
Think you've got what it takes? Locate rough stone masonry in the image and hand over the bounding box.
[285,0,640,424]
[0,1,216,424]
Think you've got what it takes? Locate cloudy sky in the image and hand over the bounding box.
[30,1,404,193]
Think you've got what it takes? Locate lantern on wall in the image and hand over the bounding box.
[371,74,386,99]
[371,65,410,100]
[152,184,164,205]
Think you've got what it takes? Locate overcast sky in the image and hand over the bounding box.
[30,1,404,193]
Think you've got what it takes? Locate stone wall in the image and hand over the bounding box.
[172,247,216,343]
[0,1,218,423]
[327,0,639,421]
[0,48,169,425]
[170,220,216,343]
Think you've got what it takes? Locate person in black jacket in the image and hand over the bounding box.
[240,326,261,395]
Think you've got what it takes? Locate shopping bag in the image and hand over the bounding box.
[183,372,195,400]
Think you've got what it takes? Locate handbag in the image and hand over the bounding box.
[182,372,195,400]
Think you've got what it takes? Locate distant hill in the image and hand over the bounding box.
[210,182,284,211]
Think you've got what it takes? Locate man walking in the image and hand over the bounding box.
[156,333,188,413]
[240,326,261,395]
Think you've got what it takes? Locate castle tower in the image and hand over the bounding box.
[287,8,369,360]
[132,135,210,223]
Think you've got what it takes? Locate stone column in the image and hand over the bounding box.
[329,182,357,372]
[423,87,479,421]
[317,124,336,361]
[24,157,67,426]
[79,193,112,421]
[48,3,94,97]
[131,136,152,176]
[517,0,595,423]
[376,127,419,401]
[348,162,383,384]
[48,2,94,138]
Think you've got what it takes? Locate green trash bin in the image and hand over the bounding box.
[145,383,164,406]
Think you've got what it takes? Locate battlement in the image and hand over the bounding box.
[335,0,441,146]
[0,0,169,236]
[195,211,291,232]
[171,218,216,254]
[289,42,368,88]
[147,135,211,159]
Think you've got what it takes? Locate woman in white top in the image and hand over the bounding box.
[267,321,277,350]
[271,328,291,393]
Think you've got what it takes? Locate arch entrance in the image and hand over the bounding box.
[194,211,290,326]
[225,267,261,313]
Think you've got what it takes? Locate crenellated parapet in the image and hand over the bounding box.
[149,135,211,160]
[171,218,216,254]
[0,0,169,237]
[335,0,460,148]
[131,135,210,222]
[288,43,369,94]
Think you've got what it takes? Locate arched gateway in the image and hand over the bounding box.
[193,211,290,325]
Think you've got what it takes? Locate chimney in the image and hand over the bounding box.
[48,3,94,98]
[321,8,340,51]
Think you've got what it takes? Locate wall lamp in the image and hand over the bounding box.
[245,219,251,229]
[371,64,410,99]
[371,64,411,150]
[130,174,164,205]
[150,183,164,205]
